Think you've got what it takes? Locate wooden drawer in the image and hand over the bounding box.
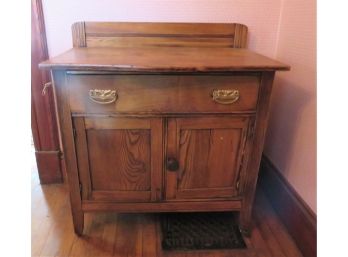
[67,74,260,114]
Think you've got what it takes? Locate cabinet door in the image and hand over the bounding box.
[165,116,253,200]
[73,117,162,202]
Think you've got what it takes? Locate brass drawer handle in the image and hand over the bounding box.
[89,89,117,105]
[212,89,240,105]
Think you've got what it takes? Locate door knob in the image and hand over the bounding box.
[167,157,179,171]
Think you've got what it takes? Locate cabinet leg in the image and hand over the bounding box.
[239,206,252,237]
[72,209,84,236]
[239,225,251,237]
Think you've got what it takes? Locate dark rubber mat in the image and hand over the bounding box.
[161,212,246,250]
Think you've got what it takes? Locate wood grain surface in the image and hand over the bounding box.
[178,129,240,189]
[88,129,151,191]
[52,70,84,235]
[73,117,163,203]
[31,166,303,257]
[72,21,248,49]
[238,72,276,236]
[68,74,260,114]
[165,116,252,201]
[40,47,290,72]
[81,200,242,213]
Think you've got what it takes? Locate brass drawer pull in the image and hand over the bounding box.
[89,89,117,105]
[212,89,240,105]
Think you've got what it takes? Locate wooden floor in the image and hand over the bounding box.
[32,166,303,257]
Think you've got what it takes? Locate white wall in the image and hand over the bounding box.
[42,0,282,57]
[264,0,317,213]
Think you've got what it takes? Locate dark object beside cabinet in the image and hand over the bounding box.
[161,212,246,250]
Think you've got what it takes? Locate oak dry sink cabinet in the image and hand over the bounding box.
[40,22,289,236]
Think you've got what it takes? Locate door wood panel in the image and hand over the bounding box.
[88,129,151,191]
[73,117,162,202]
[166,116,253,200]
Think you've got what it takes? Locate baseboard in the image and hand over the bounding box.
[258,155,317,257]
[35,150,63,184]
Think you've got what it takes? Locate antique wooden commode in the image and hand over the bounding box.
[40,22,289,236]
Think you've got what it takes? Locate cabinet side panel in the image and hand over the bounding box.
[240,71,275,232]
[52,70,84,234]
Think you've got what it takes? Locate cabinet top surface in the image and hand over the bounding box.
[40,47,290,73]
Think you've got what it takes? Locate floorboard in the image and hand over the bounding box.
[31,166,303,257]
